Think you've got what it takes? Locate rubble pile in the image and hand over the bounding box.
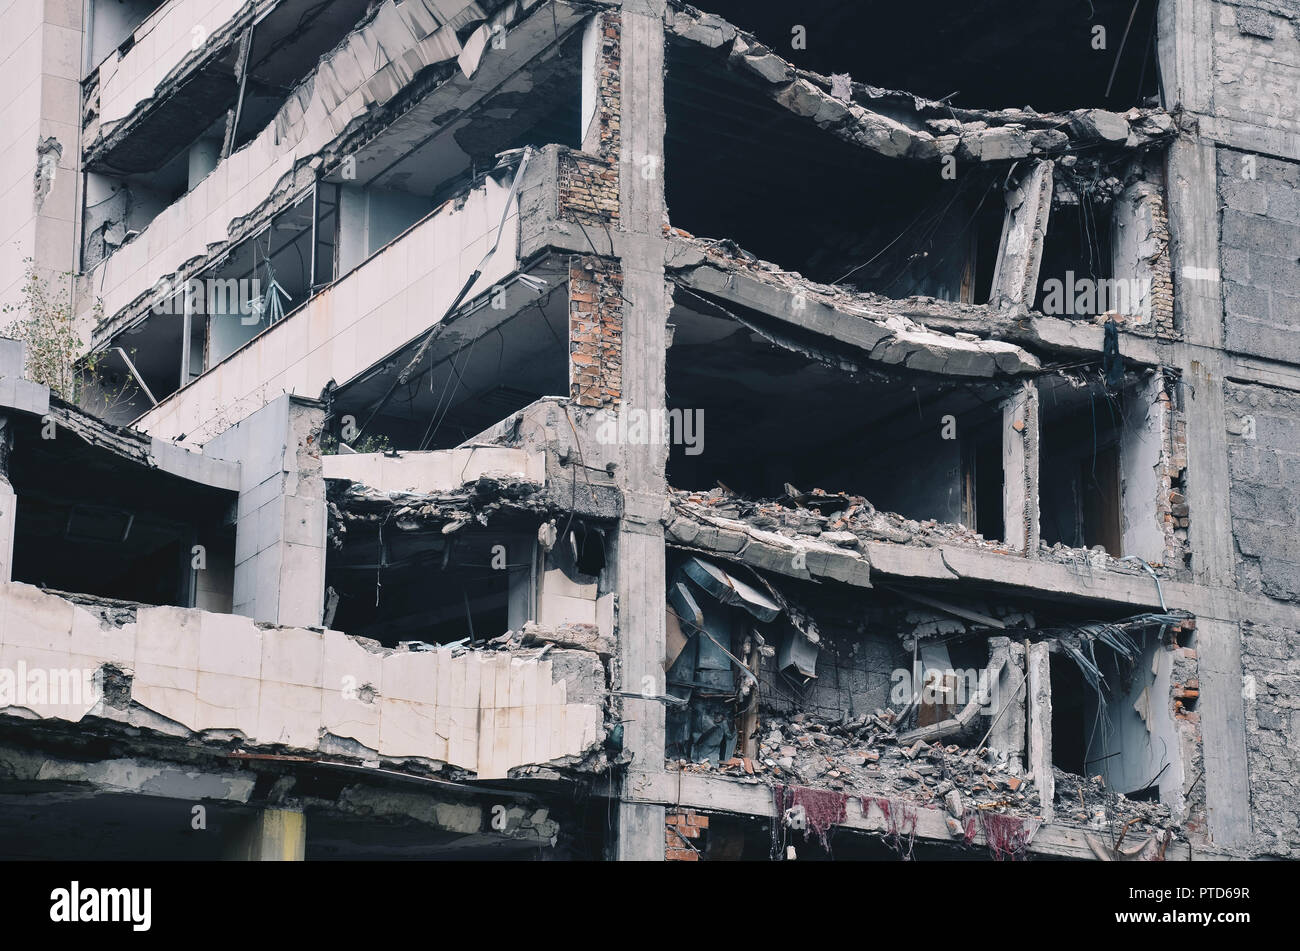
[675,709,1178,840]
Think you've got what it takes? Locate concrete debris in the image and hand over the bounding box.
[677,708,1181,843]
[330,473,554,545]
[670,236,1041,377]
[489,621,615,659]
[668,4,1174,165]
[666,485,1164,580]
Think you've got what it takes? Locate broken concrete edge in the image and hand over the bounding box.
[0,582,617,783]
[671,256,1041,379]
[84,0,278,158]
[666,234,1167,371]
[622,768,1231,860]
[0,740,564,843]
[328,472,561,542]
[83,0,514,164]
[458,395,624,520]
[0,382,241,492]
[665,2,1175,164]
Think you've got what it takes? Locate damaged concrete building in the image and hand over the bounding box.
[0,0,1296,860]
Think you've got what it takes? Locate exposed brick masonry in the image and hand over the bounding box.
[558,11,620,226]
[569,256,624,407]
[665,808,708,860]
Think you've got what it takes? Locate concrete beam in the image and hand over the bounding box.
[622,770,1205,860]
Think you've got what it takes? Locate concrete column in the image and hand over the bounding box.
[1001,380,1039,555]
[989,159,1053,309]
[1026,641,1054,821]
[1110,178,1162,324]
[228,808,306,861]
[204,396,328,627]
[1155,0,1254,848]
[986,636,1026,773]
[0,0,84,313]
[1156,0,1215,115]
[613,0,669,862]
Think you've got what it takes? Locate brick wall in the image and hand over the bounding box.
[1169,634,1207,836]
[559,153,620,225]
[1218,147,1300,363]
[665,808,708,860]
[1224,381,1300,601]
[1240,621,1300,856]
[569,256,624,407]
[558,11,620,226]
[1147,167,1176,339]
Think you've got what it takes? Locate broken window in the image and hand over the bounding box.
[84,1,378,263]
[331,258,569,450]
[1053,615,1188,803]
[664,40,1004,296]
[201,189,318,366]
[326,475,555,647]
[326,528,535,648]
[1035,178,1119,319]
[690,0,1161,112]
[666,288,1013,542]
[8,410,235,608]
[1039,374,1150,557]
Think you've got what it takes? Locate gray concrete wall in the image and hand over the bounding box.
[1239,619,1300,856]
[1218,148,1300,363]
[758,629,905,722]
[1225,380,1300,602]
[1211,1,1300,140]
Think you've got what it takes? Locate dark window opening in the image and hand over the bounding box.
[9,414,235,607]
[326,526,535,648]
[691,0,1162,112]
[1034,198,1116,318]
[666,292,1011,538]
[1050,650,1088,775]
[1039,378,1125,555]
[963,423,1004,543]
